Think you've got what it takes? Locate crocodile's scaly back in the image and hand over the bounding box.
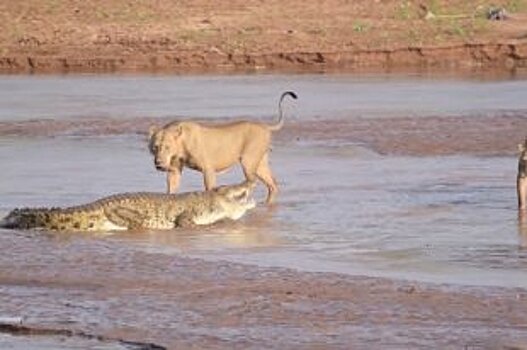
[1,192,197,231]
[1,202,123,231]
[0,182,256,232]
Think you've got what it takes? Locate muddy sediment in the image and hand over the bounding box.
[0,232,526,349]
[283,112,527,156]
[1,112,526,156]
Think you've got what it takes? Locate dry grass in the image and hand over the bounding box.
[0,0,526,55]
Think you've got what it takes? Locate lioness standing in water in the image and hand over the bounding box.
[518,139,527,209]
[148,91,297,204]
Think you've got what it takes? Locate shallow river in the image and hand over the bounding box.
[1,73,527,289]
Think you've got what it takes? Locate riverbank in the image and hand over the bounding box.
[1,0,527,74]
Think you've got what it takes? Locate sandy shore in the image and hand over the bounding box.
[1,112,527,156]
[0,232,526,349]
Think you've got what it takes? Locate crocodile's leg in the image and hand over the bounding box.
[104,207,146,229]
[175,211,197,228]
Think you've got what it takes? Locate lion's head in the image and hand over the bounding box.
[148,123,186,171]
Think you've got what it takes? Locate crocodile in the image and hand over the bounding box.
[0,181,256,231]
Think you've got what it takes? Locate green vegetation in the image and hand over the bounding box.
[426,0,441,15]
[449,18,466,38]
[396,1,414,20]
[506,0,526,12]
[352,21,368,33]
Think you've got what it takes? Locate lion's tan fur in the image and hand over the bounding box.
[518,140,527,210]
[149,92,297,204]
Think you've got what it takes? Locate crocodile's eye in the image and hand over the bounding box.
[233,190,247,201]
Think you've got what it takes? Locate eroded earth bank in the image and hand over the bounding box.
[1,0,527,74]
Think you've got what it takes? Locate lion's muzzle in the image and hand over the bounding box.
[154,157,170,171]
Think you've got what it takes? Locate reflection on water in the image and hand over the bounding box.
[109,211,286,254]
[518,210,527,248]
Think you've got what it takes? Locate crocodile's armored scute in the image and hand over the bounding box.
[0,182,256,232]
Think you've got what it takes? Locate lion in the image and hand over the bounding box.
[148,91,297,204]
[518,138,527,209]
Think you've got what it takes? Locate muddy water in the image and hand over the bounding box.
[1,74,526,286]
[1,74,527,346]
[1,74,527,121]
[0,133,522,287]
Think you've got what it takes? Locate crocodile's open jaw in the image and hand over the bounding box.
[214,182,257,219]
[231,187,255,205]
[228,193,256,220]
[188,183,256,225]
[224,182,256,207]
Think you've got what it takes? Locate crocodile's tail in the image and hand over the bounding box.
[268,91,298,131]
[0,207,57,230]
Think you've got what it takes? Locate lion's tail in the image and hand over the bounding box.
[268,91,297,131]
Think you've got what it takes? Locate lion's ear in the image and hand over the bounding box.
[148,125,160,139]
[519,143,526,153]
[173,124,184,138]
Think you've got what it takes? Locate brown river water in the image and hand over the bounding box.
[1,74,527,348]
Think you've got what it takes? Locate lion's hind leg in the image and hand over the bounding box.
[255,152,278,204]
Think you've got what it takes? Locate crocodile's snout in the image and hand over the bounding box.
[232,187,256,211]
[232,184,255,201]
[233,189,249,201]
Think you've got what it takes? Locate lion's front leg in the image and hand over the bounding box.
[167,170,181,194]
[203,168,216,191]
[518,176,527,210]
